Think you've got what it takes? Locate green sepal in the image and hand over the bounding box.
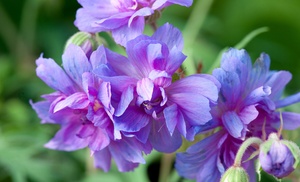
[220,166,249,182]
[281,140,300,169]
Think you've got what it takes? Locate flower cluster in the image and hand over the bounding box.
[31,0,300,181]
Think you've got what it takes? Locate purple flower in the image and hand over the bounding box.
[74,0,193,46]
[31,44,152,172]
[175,48,300,181]
[93,23,220,152]
[259,138,295,178]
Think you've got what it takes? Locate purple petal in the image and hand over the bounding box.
[149,120,182,152]
[265,71,292,100]
[220,48,252,89]
[238,105,259,125]
[115,85,134,116]
[167,0,193,7]
[136,78,154,105]
[62,44,92,86]
[128,7,153,26]
[98,81,112,110]
[44,123,88,151]
[112,16,145,46]
[273,112,300,130]
[88,128,110,151]
[175,131,226,180]
[213,68,241,106]
[114,106,150,132]
[165,48,186,74]
[163,104,184,136]
[36,56,76,95]
[30,100,54,124]
[152,23,184,51]
[276,92,300,108]
[53,92,89,113]
[243,86,271,106]
[222,111,244,138]
[248,53,270,90]
[93,148,112,172]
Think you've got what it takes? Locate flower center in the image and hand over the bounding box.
[93,100,103,112]
[142,97,163,115]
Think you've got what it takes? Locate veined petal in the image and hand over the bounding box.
[243,86,271,106]
[44,123,88,151]
[213,68,241,107]
[36,56,76,95]
[114,106,150,132]
[88,128,110,151]
[220,48,252,89]
[53,92,89,113]
[149,120,182,152]
[93,148,112,172]
[62,44,92,86]
[265,71,292,100]
[222,111,244,138]
[152,23,184,51]
[112,16,144,46]
[238,105,259,125]
[248,53,270,91]
[163,104,183,136]
[175,131,226,180]
[115,85,134,116]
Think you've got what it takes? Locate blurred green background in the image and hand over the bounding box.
[0,0,300,181]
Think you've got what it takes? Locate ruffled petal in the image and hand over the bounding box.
[53,92,89,112]
[36,56,76,95]
[222,111,244,138]
[175,131,226,180]
[213,68,241,107]
[220,48,252,89]
[152,23,184,51]
[114,106,150,132]
[93,148,112,172]
[44,123,88,151]
[115,85,134,116]
[62,44,92,87]
[238,105,259,125]
[112,16,145,46]
[265,71,292,100]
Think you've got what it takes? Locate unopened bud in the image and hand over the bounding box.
[259,133,300,179]
[220,166,249,182]
[65,32,106,57]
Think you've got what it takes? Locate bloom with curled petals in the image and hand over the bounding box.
[31,44,152,172]
[93,23,220,152]
[74,0,193,46]
[175,48,300,181]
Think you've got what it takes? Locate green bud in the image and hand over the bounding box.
[220,166,249,182]
[64,32,106,56]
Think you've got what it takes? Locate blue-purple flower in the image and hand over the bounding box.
[31,44,152,172]
[74,0,193,46]
[176,48,300,181]
[93,23,220,152]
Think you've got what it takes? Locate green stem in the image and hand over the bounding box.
[182,0,214,75]
[234,137,263,166]
[158,153,175,182]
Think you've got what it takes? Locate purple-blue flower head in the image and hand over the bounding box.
[175,48,300,181]
[74,0,193,46]
[31,44,152,172]
[93,23,220,152]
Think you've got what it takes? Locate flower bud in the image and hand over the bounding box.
[259,133,300,178]
[65,32,106,58]
[220,166,249,182]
